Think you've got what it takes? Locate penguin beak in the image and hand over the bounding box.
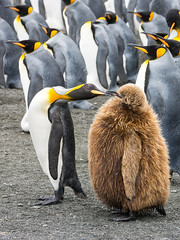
[141,32,158,40]
[5,6,20,12]
[41,25,48,34]
[127,11,142,18]
[6,40,25,48]
[105,90,123,98]
[91,90,105,95]
[127,44,148,54]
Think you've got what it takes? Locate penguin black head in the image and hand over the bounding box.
[6,40,41,53]
[104,11,118,24]
[62,0,75,5]
[127,44,167,60]
[166,9,180,30]
[130,11,154,22]
[47,84,108,104]
[7,5,33,17]
[156,38,180,57]
[41,26,60,39]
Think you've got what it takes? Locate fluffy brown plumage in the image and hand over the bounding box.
[88,84,170,220]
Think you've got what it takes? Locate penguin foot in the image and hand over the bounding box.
[156,205,166,216]
[74,190,87,199]
[36,196,62,206]
[109,212,136,222]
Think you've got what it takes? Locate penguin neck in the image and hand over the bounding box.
[135,60,149,93]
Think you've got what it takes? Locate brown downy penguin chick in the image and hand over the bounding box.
[88,84,170,221]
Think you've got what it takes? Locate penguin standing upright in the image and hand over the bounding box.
[130,44,180,175]
[89,83,170,221]
[0,17,21,88]
[42,28,95,110]
[80,20,120,91]
[7,40,64,132]
[28,83,107,205]
[131,11,169,45]
[62,0,96,46]
[104,11,139,84]
[8,5,48,42]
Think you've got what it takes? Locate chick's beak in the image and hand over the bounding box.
[105,90,122,98]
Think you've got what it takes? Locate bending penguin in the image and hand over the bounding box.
[89,83,170,221]
[28,83,107,205]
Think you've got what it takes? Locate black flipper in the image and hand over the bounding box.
[57,102,87,198]
[48,104,63,180]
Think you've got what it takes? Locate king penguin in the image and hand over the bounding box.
[129,43,180,175]
[131,11,169,45]
[104,11,139,84]
[28,83,107,205]
[62,0,96,46]
[79,20,120,91]
[7,4,48,42]
[7,39,64,132]
[42,27,96,110]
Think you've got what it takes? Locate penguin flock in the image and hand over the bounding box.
[1,0,180,221]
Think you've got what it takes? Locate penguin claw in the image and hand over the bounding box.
[35,196,62,206]
[156,205,166,216]
[109,212,136,222]
[74,191,87,199]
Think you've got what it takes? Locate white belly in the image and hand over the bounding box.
[14,18,29,40]
[135,60,149,92]
[79,23,106,91]
[43,0,65,31]
[28,89,63,191]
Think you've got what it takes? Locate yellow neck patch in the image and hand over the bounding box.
[20,52,26,60]
[48,88,72,103]
[173,28,180,41]
[149,12,154,21]
[70,0,75,4]
[156,48,166,59]
[97,17,106,21]
[116,15,118,22]
[34,42,41,51]
[50,30,58,38]
[16,15,21,22]
[145,60,149,64]
[28,7,33,14]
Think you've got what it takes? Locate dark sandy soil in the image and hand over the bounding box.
[0,88,180,240]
